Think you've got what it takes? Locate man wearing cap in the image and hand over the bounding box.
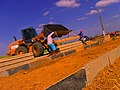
[78,30,87,45]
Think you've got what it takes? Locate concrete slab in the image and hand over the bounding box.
[84,42,100,49]
[29,60,43,69]
[0,53,33,63]
[29,58,49,69]
[64,50,76,56]
[0,71,9,77]
[46,69,86,90]
[6,64,29,76]
[108,46,120,65]
[84,53,109,85]
[29,50,76,69]
[50,53,64,60]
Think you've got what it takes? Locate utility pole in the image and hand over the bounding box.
[97,8,105,36]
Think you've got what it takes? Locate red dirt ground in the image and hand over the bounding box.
[83,57,120,90]
[0,37,120,90]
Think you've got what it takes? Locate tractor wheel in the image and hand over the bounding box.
[15,46,28,55]
[32,42,44,57]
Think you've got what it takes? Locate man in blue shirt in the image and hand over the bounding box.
[78,30,87,45]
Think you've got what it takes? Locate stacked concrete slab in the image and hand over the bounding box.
[0,49,77,77]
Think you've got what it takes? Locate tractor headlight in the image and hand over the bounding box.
[11,45,19,49]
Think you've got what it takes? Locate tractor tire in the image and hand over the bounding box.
[15,46,28,55]
[32,42,44,57]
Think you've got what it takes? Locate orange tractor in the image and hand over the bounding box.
[7,24,72,57]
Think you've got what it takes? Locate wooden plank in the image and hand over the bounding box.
[59,43,82,51]
[0,53,33,63]
[55,36,79,43]
[57,41,81,48]
[0,56,34,68]
[0,55,49,72]
[60,46,81,53]
[0,59,32,72]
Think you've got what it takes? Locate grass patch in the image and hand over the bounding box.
[0,55,11,59]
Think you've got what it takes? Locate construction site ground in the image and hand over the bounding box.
[83,57,120,90]
[0,37,120,90]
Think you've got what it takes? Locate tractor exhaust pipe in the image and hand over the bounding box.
[13,36,17,41]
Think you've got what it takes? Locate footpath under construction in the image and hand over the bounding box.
[0,36,120,90]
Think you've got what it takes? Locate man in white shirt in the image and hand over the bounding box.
[47,32,56,55]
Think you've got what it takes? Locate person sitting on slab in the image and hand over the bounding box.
[78,30,87,45]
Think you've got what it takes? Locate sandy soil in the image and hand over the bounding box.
[0,37,120,90]
[83,57,120,90]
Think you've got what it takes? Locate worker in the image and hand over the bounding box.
[78,30,87,45]
[47,32,57,55]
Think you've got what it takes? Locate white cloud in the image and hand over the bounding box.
[96,0,120,7]
[86,9,103,15]
[77,17,87,21]
[36,28,42,32]
[43,11,50,16]
[55,0,80,7]
[36,24,45,32]
[36,22,56,32]
[48,21,56,24]
[113,14,120,18]
[38,23,44,27]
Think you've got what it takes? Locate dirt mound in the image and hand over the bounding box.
[83,57,120,90]
[0,38,120,90]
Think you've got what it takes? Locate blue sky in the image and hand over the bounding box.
[0,0,120,56]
